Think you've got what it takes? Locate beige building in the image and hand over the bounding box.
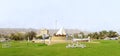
[40,29,49,35]
[50,27,67,44]
[36,28,49,37]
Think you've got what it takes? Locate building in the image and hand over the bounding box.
[40,29,49,35]
[50,27,67,44]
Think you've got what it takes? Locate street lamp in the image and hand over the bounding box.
[42,34,45,44]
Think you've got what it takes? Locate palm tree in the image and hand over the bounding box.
[26,31,36,41]
[108,30,118,38]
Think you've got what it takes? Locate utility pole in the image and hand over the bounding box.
[42,34,45,44]
[55,20,57,30]
[28,37,30,42]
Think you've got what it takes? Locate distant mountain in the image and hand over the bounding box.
[0,28,37,35]
[0,28,90,35]
[48,29,90,35]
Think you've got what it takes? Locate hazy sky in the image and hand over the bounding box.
[0,0,120,32]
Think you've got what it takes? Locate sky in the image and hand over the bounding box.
[0,0,120,32]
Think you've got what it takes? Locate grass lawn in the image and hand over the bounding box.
[0,40,120,56]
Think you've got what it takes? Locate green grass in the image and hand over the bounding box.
[0,40,120,56]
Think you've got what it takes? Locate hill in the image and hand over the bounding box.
[0,28,90,35]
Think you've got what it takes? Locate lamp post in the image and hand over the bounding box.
[42,34,45,44]
[28,37,30,42]
[78,34,82,39]
[66,34,69,40]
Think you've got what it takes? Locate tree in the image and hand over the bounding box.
[79,32,86,38]
[94,32,99,39]
[99,30,108,39]
[9,32,25,41]
[73,33,78,38]
[108,30,119,38]
[26,31,36,40]
[36,35,42,39]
